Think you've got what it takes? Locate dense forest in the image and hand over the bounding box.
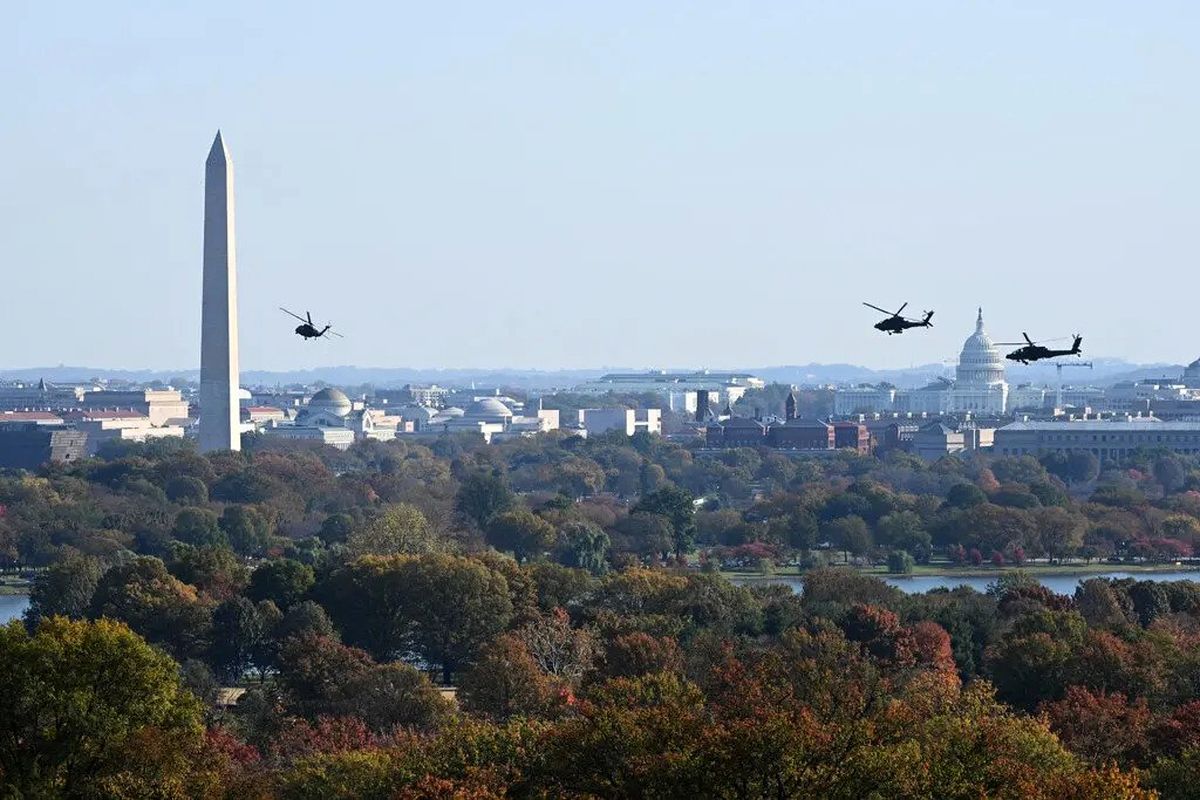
[5,428,1200,797]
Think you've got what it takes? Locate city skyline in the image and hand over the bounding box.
[4,3,1198,371]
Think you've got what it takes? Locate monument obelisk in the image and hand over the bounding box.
[199,131,241,453]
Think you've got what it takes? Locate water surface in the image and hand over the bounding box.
[748,570,1200,596]
[0,594,30,624]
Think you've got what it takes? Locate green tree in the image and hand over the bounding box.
[210,595,268,682]
[886,550,915,574]
[26,555,102,624]
[219,504,273,555]
[455,469,515,529]
[165,475,209,505]
[824,515,873,562]
[632,486,697,558]
[318,512,356,544]
[555,520,610,574]
[401,554,514,683]
[247,558,315,609]
[486,508,557,563]
[0,617,205,798]
[168,544,249,600]
[172,505,227,549]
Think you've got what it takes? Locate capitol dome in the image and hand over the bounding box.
[308,387,353,417]
[1185,358,1200,379]
[956,308,1006,387]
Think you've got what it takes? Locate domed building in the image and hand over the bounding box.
[464,398,514,424]
[947,308,1009,413]
[306,387,353,418]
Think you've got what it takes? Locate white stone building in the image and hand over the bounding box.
[834,309,1009,416]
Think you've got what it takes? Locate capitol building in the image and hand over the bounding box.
[835,309,1010,416]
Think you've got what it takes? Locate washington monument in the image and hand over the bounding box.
[199,131,241,453]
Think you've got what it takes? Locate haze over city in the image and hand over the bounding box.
[5,2,1198,371]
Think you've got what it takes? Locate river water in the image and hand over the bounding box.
[747,570,1200,596]
[0,594,29,624]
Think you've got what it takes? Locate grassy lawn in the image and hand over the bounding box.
[0,575,32,595]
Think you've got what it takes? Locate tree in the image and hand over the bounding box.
[319,512,356,544]
[632,486,697,558]
[276,600,337,643]
[165,475,209,505]
[1042,686,1151,766]
[946,483,987,508]
[824,515,872,562]
[485,509,557,563]
[26,555,102,624]
[886,550,915,574]
[613,512,674,561]
[1036,507,1085,562]
[0,617,205,797]
[347,503,439,557]
[336,662,454,733]
[601,632,684,679]
[168,545,249,601]
[455,470,515,529]
[877,511,931,559]
[247,558,315,610]
[458,633,559,720]
[88,556,212,659]
[401,554,515,683]
[554,520,610,574]
[172,505,227,549]
[219,504,273,555]
[210,596,268,682]
[1155,456,1187,494]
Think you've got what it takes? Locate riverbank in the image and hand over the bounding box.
[722,561,1200,582]
[0,576,31,596]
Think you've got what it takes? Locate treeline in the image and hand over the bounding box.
[5,429,1200,576]
[5,434,1200,795]
[14,563,1200,797]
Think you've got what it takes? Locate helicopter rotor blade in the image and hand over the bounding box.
[307,311,313,326]
[279,307,309,324]
[895,302,908,317]
[862,302,892,315]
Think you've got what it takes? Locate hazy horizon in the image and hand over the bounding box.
[6,2,1198,370]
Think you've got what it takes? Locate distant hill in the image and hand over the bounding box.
[0,360,1184,390]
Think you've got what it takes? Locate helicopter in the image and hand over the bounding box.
[862,302,934,335]
[279,308,344,340]
[998,333,1083,364]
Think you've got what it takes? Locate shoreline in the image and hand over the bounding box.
[724,563,1200,582]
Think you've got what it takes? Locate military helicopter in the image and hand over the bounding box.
[998,333,1083,364]
[862,302,934,335]
[279,308,343,340]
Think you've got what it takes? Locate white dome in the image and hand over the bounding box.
[465,398,513,421]
[308,387,352,417]
[956,308,1006,387]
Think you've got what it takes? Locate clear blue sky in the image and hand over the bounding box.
[4,2,1198,371]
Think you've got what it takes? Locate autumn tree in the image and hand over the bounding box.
[0,617,206,797]
[347,503,440,557]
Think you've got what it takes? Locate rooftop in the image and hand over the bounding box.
[1000,419,1200,432]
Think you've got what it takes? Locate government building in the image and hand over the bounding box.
[835,309,1009,416]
